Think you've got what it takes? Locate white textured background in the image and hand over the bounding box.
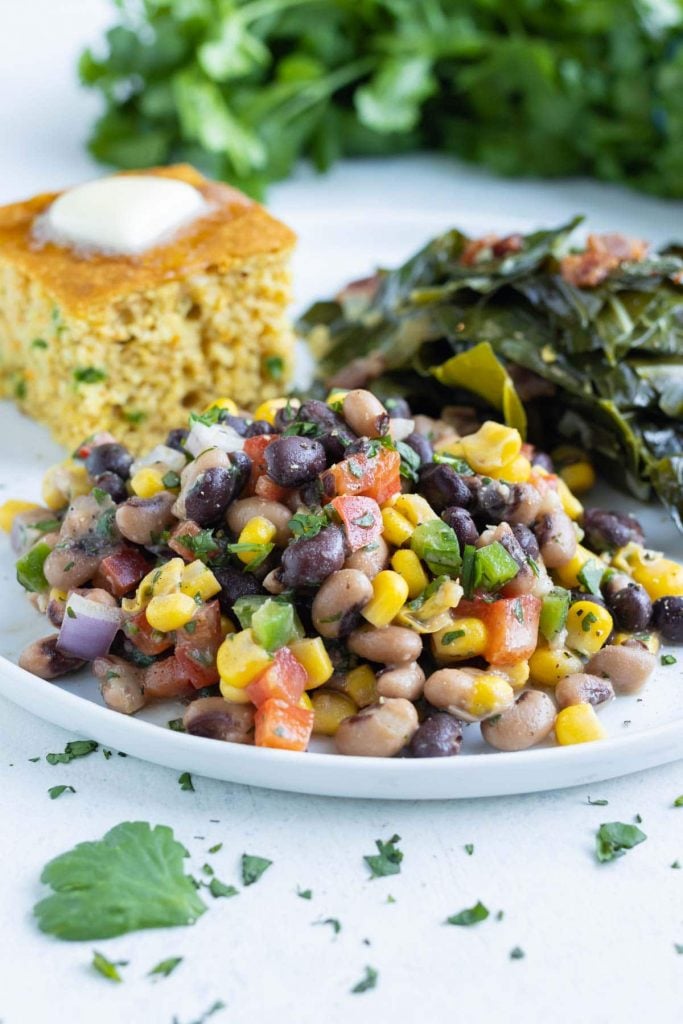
[0,3,682,1023]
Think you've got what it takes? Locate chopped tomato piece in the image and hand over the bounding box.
[458,595,541,665]
[175,600,221,688]
[143,655,195,699]
[243,435,277,495]
[255,474,293,504]
[246,647,308,707]
[95,546,153,597]
[330,495,382,552]
[123,609,174,656]
[323,447,400,505]
[254,698,314,751]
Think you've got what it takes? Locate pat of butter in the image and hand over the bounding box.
[43,175,208,254]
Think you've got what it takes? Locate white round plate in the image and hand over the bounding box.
[0,207,681,799]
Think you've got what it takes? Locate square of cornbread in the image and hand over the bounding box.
[0,165,296,452]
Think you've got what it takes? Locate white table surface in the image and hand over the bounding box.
[1,4,682,1023]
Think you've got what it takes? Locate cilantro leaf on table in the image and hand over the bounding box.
[595,822,647,863]
[297,887,313,900]
[364,834,403,879]
[34,821,207,940]
[178,772,194,792]
[92,950,127,983]
[208,878,238,899]
[149,956,183,979]
[241,854,272,886]
[351,965,378,994]
[48,785,76,800]
[445,901,489,926]
[46,740,98,765]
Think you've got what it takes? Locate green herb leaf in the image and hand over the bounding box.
[178,772,194,792]
[445,901,489,926]
[577,560,605,595]
[351,965,378,994]
[148,956,183,979]
[264,355,284,381]
[661,654,677,666]
[510,947,525,960]
[288,511,328,540]
[442,629,466,645]
[297,887,313,900]
[178,529,217,561]
[364,834,403,879]
[595,822,647,863]
[46,740,98,765]
[73,367,107,385]
[92,950,127,983]
[208,843,223,854]
[48,785,76,800]
[168,718,185,732]
[315,917,341,935]
[34,821,207,940]
[587,797,609,806]
[673,795,683,807]
[241,854,272,886]
[208,878,238,899]
[464,843,474,856]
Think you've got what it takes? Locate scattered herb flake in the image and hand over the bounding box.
[208,843,223,854]
[74,366,107,384]
[315,917,341,935]
[173,1000,226,1024]
[288,510,328,539]
[264,355,284,380]
[241,854,272,886]
[595,822,647,863]
[178,772,194,791]
[386,894,396,904]
[672,861,681,869]
[445,901,489,926]
[364,834,403,879]
[148,956,183,979]
[297,887,313,900]
[442,629,466,645]
[587,797,609,806]
[48,785,75,800]
[661,654,677,666]
[510,947,525,960]
[675,944,683,955]
[168,719,185,732]
[28,756,40,763]
[581,610,599,633]
[673,796,683,807]
[208,878,238,899]
[46,740,98,765]
[464,843,474,856]
[351,966,378,994]
[92,950,126,983]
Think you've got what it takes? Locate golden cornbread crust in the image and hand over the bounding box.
[0,165,296,451]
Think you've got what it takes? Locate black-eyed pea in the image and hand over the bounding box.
[334,697,419,757]
[585,643,656,695]
[554,672,615,710]
[227,497,293,547]
[376,661,425,700]
[424,667,514,723]
[342,389,390,438]
[344,535,390,579]
[481,690,556,751]
[347,624,423,665]
[311,569,373,638]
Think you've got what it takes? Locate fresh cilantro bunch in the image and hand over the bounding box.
[80,0,683,199]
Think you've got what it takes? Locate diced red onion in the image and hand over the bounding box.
[57,592,122,661]
[185,421,245,458]
[389,418,415,442]
[130,444,187,477]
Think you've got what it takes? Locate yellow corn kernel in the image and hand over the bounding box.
[391,549,428,598]
[42,460,90,510]
[180,560,221,602]
[220,615,236,636]
[217,628,272,691]
[253,397,296,425]
[631,556,683,600]
[326,389,348,407]
[611,542,642,573]
[289,637,334,690]
[49,587,68,604]
[432,618,488,662]
[362,570,409,628]
[122,558,185,613]
[556,477,584,520]
[460,421,522,475]
[299,692,314,711]
[203,396,239,416]
[552,544,596,589]
[219,682,251,704]
[311,690,357,736]
[381,507,414,547]
[435,438,465,458]
[529,646,584,686]
[566,600,613,656]
[496,661,530,689]
[495,454,531,483]
[560,461,595,496]
[146,592,197,632]
[0,499,41,532]
[236,516,276,564]
[130,467,165,499]
[555,703,606,745]
[468,674,514,718]
[612,630,660,654]
[393,493,438,526]
[343,664,378,707]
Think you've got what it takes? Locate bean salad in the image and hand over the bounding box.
[4,389,683,757]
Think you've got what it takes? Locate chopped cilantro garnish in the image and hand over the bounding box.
[92,950,127,983]
[581,611,599,633]
[264,355,284,380]
[208,843,223,854]
[297,887,313,900]
[673,795,683,807]
[587,797,609,806]
[315,917,341,935]
[48,785,76,800]
[595,821,647,863]
[31,338,48,349]
[289,510,328,539]
[510,947,525,960]
[351,965,378,994]
[178,772,194,791]
[577,559,605,595]
[347,458,364,479]
[208,878,238,899]
[178,529,217,561]
[512,598,525,623]
[46,740,98,765]
[445,901,489,926]
[123,409,147,425]
[148,956,183,979]
[352,512,376,528]
[464,843,474,856]
[241,854,272,886]
[364,834,403,878]
[661,654,677,666]
[442,629,466,645]
[73,367,107,384]
[396,440,421,484]
[227,541,274,569]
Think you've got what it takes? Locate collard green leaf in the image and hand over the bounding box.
[34,822,207,940]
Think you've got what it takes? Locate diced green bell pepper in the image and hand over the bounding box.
[16,541,52,593]
[473,541,519,592]
[410,520,461,577]
[577,559,605,596]
[233,595,303,651]
[540,587,570,642]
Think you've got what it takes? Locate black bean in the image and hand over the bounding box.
[385,397,412,419]
[280,526,345,588]
[212,566,264,614]
[264,436,327,488]
[245,419,273,437]
[185,467,238,526]
[582,508,644,552]
[465,476,509,523]
[230,451,252,497]
[607,584,652,632]
[419,464,471,513]
[317,431,348,465]
[569,589,606,608]
[297,400,357,446]
[93,471,127,504]
[273,403,299,432]
[218,413,250,436]
[651,596,683,643]
[403,432,433,466]
[300,478,325,507]
[408,713,463,758]
[85,443,133,480]
[441,507,478,548]
[531,451,554,473]
[165,428,189,452]
[511,523,540,560]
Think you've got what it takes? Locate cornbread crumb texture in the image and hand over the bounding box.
[0,165,295,452]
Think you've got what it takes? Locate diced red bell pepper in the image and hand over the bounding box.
[254,698,314,751]
[330,495,382,552]
[457,595,541,665]
[143,656,195,699]
[168,520,219,562]
[243,434,277,495]
[95,546,153,597]
[323,447,400,505]
[246,647,308,707]
[175,600,221,689]
[254,474,293,504]
[124,609,174,656]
